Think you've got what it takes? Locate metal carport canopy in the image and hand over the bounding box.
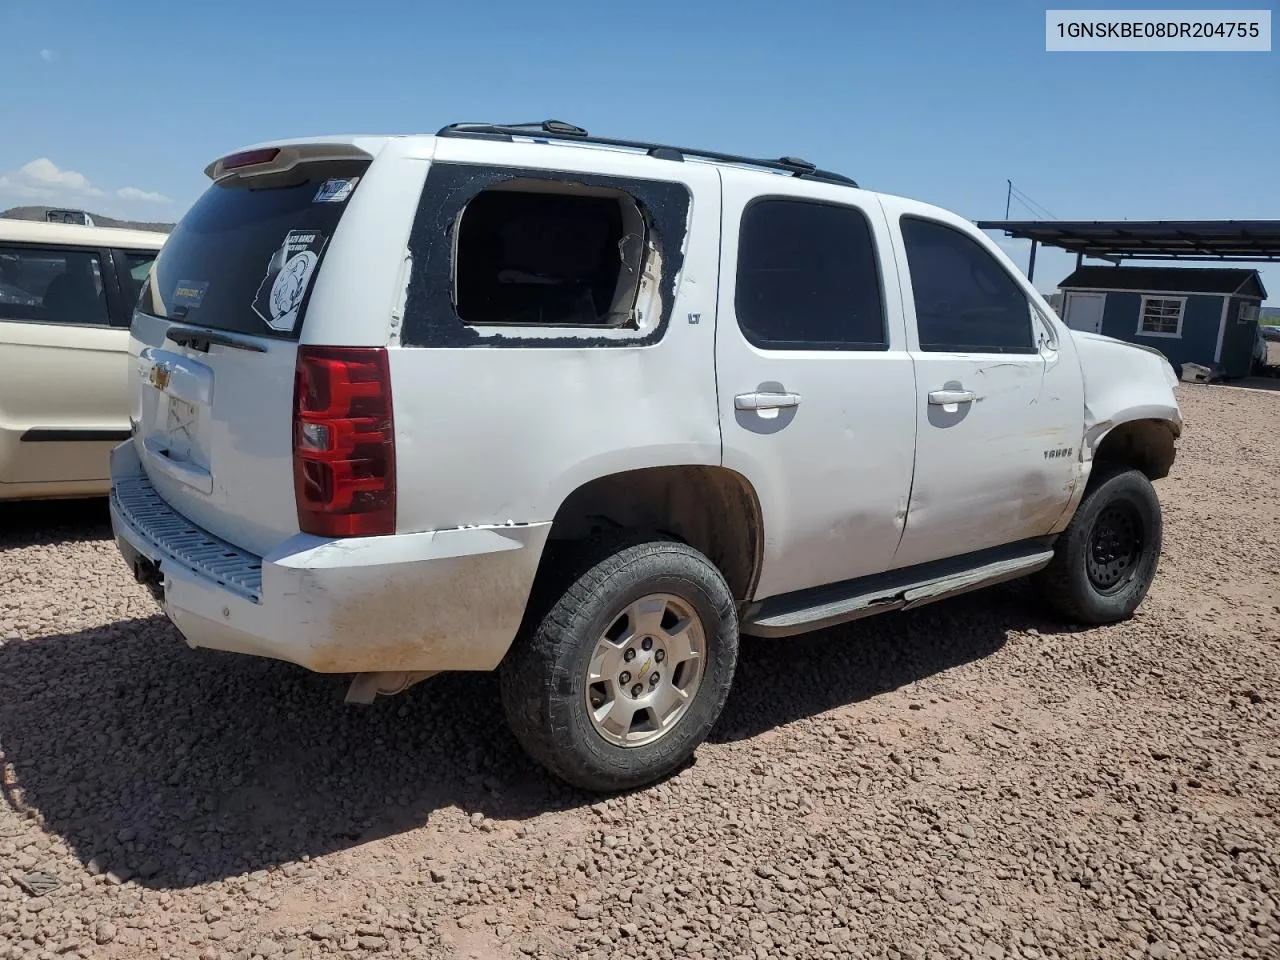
[976,219,1280,263]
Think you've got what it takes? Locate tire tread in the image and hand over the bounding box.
[500,535,737,792]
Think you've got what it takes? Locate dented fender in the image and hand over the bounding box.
[1046,332,1182,536]
[1073,330,1182,461]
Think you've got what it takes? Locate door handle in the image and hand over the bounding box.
[928,389,976,405]
[735,391,801,411]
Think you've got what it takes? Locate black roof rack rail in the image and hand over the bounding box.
[436,120,858,188]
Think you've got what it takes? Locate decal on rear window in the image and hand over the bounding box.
[313,177,359,203]
[252,230,327,332]
[172,280,208,309]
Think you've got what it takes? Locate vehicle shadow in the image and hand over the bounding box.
[0,497,111,547]
[0,581,1074,890]
[713,580,1074,742]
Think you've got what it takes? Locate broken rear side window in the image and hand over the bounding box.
[454,184,647,328]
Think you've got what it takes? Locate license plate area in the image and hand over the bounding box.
[139,347,215,473]
[162,396,203,466]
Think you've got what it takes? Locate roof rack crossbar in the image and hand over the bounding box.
[436,120,858,188]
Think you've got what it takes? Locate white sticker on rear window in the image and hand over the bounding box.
[313,177,359,203]
[252,230,327,332]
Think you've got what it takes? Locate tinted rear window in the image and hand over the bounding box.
[140,160,368,339]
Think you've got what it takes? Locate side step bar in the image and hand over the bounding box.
[741,540,1055,638]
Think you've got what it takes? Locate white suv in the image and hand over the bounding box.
[110,121,1182,791]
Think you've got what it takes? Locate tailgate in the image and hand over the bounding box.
[129,153,372,556]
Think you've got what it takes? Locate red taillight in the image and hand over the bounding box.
[293,346,395,537]
[221,147,281,171]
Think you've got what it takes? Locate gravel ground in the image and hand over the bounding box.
[2,383,1278,960]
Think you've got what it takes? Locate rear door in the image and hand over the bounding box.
[882,200,1082,568]
[128,143,402,555]
[0,242,130,487]
[715,173,917,601]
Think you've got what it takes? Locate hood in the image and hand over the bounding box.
[1071,329,1168,360]
[1070,329,1179,386]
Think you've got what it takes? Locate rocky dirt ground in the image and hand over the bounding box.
[2,383,1278,960]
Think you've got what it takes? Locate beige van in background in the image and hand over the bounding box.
[0,219,165,500]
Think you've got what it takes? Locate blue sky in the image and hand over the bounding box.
[2,0,1276,299]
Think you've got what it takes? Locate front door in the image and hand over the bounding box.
[715,172,917,601]
[882,203,1083,569]
[1063,291,1106,333]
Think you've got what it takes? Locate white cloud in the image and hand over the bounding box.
[0,158,104,200]
[117,186,171,203]
[40,49,53,62]
[0,158,171,212]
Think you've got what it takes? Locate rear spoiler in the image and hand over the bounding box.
[204,141,377,182]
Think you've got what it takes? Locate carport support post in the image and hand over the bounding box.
[1076,252,1083,270]
[1027,239,1038,282]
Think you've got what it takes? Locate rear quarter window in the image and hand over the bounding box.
[401,163,691,349]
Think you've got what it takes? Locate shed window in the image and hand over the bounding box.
[1137,296,1185,337]
[453,183,647,327]
[1239,302,1259,324]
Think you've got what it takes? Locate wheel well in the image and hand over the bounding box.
[545,466,763,604]
[1093,419,1177,481]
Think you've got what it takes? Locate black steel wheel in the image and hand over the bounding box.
[1034,464,1163,625]
[1086,501,1145,594]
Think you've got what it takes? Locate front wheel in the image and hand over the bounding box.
[499,538,739,792]
[1034,465,1163,625]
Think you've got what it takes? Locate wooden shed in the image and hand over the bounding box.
[1057,266,1266,378]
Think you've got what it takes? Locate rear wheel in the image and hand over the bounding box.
[499,537,738,792]
[1035,465,1163,624]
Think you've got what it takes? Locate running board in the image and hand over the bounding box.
[741,541,1055,638]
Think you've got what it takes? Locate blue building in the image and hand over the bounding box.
[1057,266,1267,379]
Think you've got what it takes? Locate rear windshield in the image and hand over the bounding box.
[139,160,368,339]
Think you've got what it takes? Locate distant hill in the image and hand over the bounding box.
[0,205,173,233]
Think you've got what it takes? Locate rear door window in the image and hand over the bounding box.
[735,198,886,350]
[0,246,110,326]
[140,160,368,339]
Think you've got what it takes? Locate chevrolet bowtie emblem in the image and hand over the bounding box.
[149,362,171,391]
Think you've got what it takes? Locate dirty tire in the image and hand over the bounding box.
[499,536,738,793]
[1035,464,1163,625]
